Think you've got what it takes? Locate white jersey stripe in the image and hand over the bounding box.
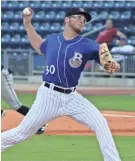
[64,38,83,87]
[57,36,62,84]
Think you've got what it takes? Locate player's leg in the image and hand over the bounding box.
[64,92,121,161]
[1,109,6,118]
[1,72,46,134]
[1,84,61,151]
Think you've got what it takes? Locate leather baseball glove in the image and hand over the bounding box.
[99,43,120,73]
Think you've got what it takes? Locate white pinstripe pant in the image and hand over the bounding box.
[1,83,121,161]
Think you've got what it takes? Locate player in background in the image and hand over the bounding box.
[1,65,47,134]
[96,19,127,49]
[1,7,121,161]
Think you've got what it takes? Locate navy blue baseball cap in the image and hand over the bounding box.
[65,8,91,22]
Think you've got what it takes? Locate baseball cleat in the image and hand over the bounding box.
[36,123,48,135]
[1,110,6,118]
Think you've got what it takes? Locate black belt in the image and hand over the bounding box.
[44,82,75,94]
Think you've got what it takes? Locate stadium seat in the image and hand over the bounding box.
[89,11,98,19]
[125,1,134,8]
[1,34,11,44]
[40,23,50,31]
[41,1,52,8]
[113,1,125,8]
[14,11,23,21]
[56,11,65,20]
[62,1,72,8]
[35,11,45,21]
[72,1,83,8]
[1,1,8,9]
[9,23,19,32]
[50,23,61,32]
[45,11,55,20]
[5,11,14,20]
[2,22,9,32]
[52,1,62,8]
[18,2,29,9]
[109,11,120,20]
[21,35,29,45]
[19,25,25,32]
[94,23,104,30]
[129,36,135,45]
[11,34,21,44]
[100,11,109,20]
[29,1,40,9]
[93,1,103,8]
[82,1,93,8]
[121,11,131,20]
[103,1,114,8]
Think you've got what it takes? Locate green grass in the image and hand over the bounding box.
[1,93,135,111]
[2,135,135,161]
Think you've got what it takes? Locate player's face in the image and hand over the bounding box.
[68,15,86,33]
[105,20,113,29]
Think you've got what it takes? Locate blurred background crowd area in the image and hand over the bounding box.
[1,0,135,77]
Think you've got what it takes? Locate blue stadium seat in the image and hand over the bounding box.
[41,1,52,9]
[121,11,131,20]
[6,1,19,9]
[1,12,8,21]
[82,1,93,8]
[125,1,134,8]
[14,11,23,21]
[5,11,14,20]
[109,11,120,20]
[19,25,25,32]
[100,11,109,20]
[72,1,83,8]
[50,23,61,32]
[2,22,9,32]
[1,1,8,9]
[40,23,50,31]
[103,1,114,8]
[62,1,72,8]
[93,1,103,8]
[18,2,29,9]
[11,34,21,44]
[9,23,19,32]
[89,11,98,19]
[84,24,93,32]
[35,11,45,21]
[29,1,40,9]
[52,1,62,8]
[114,1,125,8]
[94,23,104,30]
[129,36,135,45]
[45,11,55,20]
[56,11,65,20]
[21,35,29,44]
[1,34,10,44]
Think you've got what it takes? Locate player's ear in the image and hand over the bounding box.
[64,17,70,24]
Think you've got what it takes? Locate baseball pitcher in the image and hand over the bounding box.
[1,8,121,161]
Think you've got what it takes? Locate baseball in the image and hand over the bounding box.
[22,7,32,16]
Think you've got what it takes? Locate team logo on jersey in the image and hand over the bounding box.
[69,52,83,68]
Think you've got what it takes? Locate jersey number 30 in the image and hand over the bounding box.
[46,65,55,75]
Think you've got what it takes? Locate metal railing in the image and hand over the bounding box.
[1,49,135,78]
